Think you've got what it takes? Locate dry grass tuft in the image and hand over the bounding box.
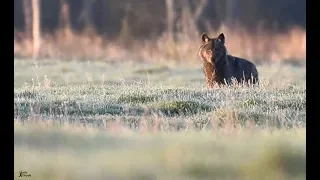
[14,24,306,63]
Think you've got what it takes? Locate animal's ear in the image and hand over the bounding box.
[201,33,210,43]
[217,33,225,44]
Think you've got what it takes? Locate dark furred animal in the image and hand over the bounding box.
[198,33,259,88]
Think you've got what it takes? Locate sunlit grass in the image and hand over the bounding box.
[14,59,306,180]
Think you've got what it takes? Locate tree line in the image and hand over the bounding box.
[14,0,305,40]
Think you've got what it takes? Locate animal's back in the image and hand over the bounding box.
[229,55,259,84]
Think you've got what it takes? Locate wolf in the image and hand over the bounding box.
[198,32,259,88]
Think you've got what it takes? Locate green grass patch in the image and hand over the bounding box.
[118,94,159,103]
[14,60,306,129]
[133,66,169,74]
[154,100,212,116]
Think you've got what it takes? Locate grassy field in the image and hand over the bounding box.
[14,59,306,180]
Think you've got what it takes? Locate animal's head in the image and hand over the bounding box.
[198,33,226,64]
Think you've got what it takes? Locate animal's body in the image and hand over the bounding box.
[198,33,259,88]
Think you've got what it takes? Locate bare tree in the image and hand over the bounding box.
[182,0,208,34]
[23,0,32,39]
[59,0,72,35]
[165,0,176,42]
[192,0,209,26]
[79,0,96,28]
[32,0,40,59]
[226,0,238,26]
[119,1,132,41]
